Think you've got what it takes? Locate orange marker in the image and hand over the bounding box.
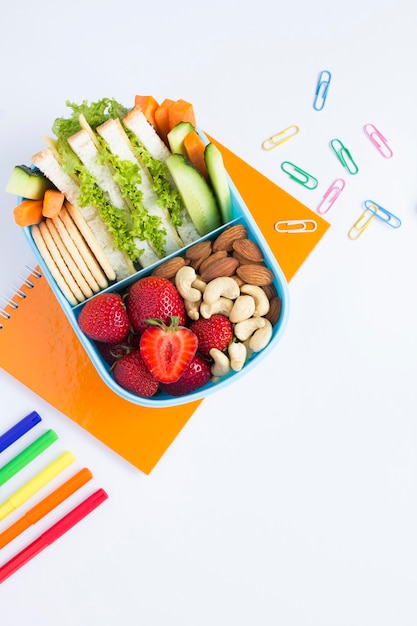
[0,467,92,549]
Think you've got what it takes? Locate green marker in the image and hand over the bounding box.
[0,430,58,486]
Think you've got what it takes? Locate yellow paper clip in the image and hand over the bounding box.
[274,219,317,233]
[262,125,300,151]
[363,123,393,159]
[364,200,401,228]
[281,161,318,189]
[330,138,359,175]
[317,178,346,214]
[348,208,376,240]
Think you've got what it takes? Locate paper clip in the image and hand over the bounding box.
[347,208,376,240]
[281,161,318,189]
[274,219,317,233]
[363,124,393,159]
[262,125,300,150]
[330,139,359,175]
[316,178,346,214]
[364,199,401,228]
[313,70,331,111]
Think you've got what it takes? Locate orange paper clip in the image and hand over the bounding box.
[274,219,317,233]
[363,123,393,158]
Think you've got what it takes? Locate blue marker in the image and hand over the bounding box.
[0,412,42,453]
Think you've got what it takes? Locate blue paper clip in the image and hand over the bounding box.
[364,200,401,228]
[316,178,346,214]
[330,139,359,175]
[363,124,393,159]
[313,70,331,111]
[281,161,318,189]
[262,125,300,150]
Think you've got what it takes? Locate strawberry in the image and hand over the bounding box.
[96,331,139,366]
[113,349,159,397]
[188,314,233,359]
[78,293,130,343]
[160,353,211,396]
[139,316,198,383]
[126,276,186,334]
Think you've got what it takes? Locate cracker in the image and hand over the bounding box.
[31,225,79,306]
[58,207,108,290]
[45,219,94,300]
[64,201,116,281]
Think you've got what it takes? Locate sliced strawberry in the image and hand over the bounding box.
[160,353,211,396]
[113,349,159,397]
[139,316,198,383]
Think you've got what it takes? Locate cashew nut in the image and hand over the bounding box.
[209,348,231,377]
[184,297,201,320]
[192,277,207,293]
[203,276,240,305]
[175,266,201,302]
[229,294,256,323]
[228,341,247,371]
[200,297,234,319]
[240,284,270,317]
[234,316,266,341]
[249,318,273,352]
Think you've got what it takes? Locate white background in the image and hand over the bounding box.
[1,1,417,624]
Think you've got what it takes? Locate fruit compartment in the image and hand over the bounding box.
[22,170,290,408]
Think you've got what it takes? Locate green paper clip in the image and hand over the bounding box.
[330,139,359,175]
[281,161,318,189]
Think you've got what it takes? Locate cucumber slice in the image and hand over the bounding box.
[166,153,222,236]
[167,121,195,156]
[6,165,54,200]
[204,142,232,223]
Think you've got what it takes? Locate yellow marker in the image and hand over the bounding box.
[0,451,75,521]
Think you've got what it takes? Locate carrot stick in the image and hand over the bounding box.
[167,99,196,133]
[42,189,65,218]
[13,199,44,227]
[154,98,175,143]
[134,95,160,128]
[184,131,209,179]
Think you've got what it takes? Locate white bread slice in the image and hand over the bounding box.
[32,147,134,281]
[122,107,200,246]
[68,127,159,268]
[96,118,183,256]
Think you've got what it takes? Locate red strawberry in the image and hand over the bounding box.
[96,331,140,366]
[188,314,233,359]
[113,349,159,397]
[126,276,186,334]
[160,353,211,396]
[139,316,198,383]
[78,293,130,343]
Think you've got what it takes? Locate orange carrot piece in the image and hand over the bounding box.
[167,99,197,134]
[184,131,209,179]
[13,199,44,227]
[134,95,160,128]
[42,189,65,218]
[154,98,175,143]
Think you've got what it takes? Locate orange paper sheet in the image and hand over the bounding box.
[0,141,329,473]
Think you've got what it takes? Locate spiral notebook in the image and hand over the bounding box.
[0,138,330,474]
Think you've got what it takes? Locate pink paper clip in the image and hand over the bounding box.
[316,178,346,214]
[363,123,393,158]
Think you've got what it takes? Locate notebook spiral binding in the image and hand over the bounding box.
[0,266,42,330]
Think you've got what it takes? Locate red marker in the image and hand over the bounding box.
[0,488,108,584]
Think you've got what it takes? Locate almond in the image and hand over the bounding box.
[152,256,186,279]
[199,256,240,283]
[185,240,212,261]
[212,224,248,252]
[261,282,278,300]
[236,264,275,286]
[232,238,264,262]
[198,250,228,275]
[265,296,282,325]
[232,251,265,266]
